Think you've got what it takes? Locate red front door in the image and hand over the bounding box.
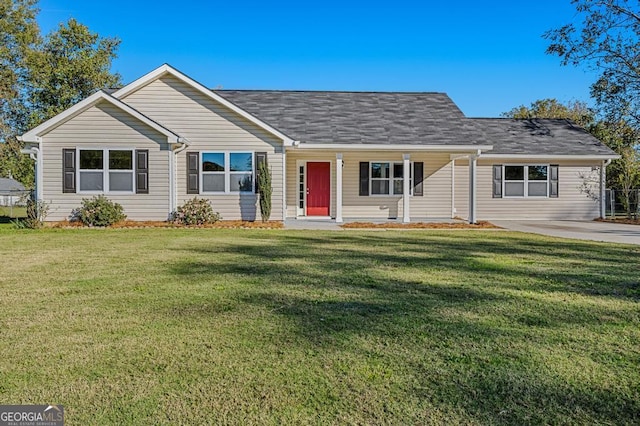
[306,162,330,216]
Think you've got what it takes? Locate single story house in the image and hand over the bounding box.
[19,64,619,223]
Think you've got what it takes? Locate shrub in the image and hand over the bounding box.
[172,197,221,225]
[73,195,126,227]
[257,160,272,222]
[12,198,49,229]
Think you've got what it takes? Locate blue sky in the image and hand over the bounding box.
[36,0,595,117]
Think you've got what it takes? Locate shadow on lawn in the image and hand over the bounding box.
[167,232,640,424]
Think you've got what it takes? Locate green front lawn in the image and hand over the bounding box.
[0,228,638,424]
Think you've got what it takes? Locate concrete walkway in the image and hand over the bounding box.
[284,219,343,230]
[493,220,640,245]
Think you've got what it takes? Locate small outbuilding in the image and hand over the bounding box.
[0,177,28,207]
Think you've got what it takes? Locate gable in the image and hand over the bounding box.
[44,101,171,149]
[19,91,182,145]
[120,75,284,148]
[112,64,292,145]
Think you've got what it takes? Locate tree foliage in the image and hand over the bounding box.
[0,2,121,188]
[544,0,640,128]
[0,0,38,139]
[502,98,595,129]
[257,161,272,222]
[24,18,121,128]
[544,1,640,203]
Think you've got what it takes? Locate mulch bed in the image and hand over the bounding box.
[341,221,499,229]
[48,220,284,229]
[595,218,640,226]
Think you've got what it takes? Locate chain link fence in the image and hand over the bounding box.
[605,189,640,218]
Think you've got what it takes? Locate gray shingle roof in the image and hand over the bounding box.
[214,90,487,146]
[472,118,616,156]
[213,90,617,156]
[0,177,26,194]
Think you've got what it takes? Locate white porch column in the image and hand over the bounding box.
[468,154,478,224]
[600,159,609,219]
[403,154,411,223]
[336,153,343,223]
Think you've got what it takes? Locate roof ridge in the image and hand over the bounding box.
[212,89,448,95]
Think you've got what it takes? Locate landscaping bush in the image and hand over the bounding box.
[257,160,272,222]
[12,198,49,229]
[172,197,221,225]
[73,195,126,227]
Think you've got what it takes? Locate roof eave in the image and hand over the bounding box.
[289,143,493,152]
[479,154,621,160]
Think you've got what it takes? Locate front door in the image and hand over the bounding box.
[306,162,330,216]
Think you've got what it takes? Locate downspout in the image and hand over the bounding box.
[171,138,189,217]
[600,159,612,219]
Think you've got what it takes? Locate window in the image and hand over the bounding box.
[201,152,253,193]
[370,162,413,195]
[503,165,548,197]
[108,150,134,192]
[78,149,134,193]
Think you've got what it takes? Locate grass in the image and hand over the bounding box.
[0,228,638,425]
[0,205,26,222]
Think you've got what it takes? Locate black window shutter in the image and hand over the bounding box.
[549,165,559,198]
[359,162,369,196]
[255,151,267,193]
[492,165,502,198]
[413,162,424,196]
[135,150,149,194]
[187,152,199,194]
[62,149,76,193]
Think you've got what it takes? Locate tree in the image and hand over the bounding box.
[545,1,640,215]
[502,98,596,129]
[0,0,39,185]
[0,3,121,188]
[544,1,640,129]
[615,146,640,217]
[24,18,121,128]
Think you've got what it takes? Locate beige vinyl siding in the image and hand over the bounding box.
[122,75,284,220]
[41,102,171,221]
[454,159,600,220]
[286,151,453,219]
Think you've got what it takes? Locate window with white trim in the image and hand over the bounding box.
[370,162,413,195]
[201,152,253,193]
[503,165,548,197]
[78,149,134,193]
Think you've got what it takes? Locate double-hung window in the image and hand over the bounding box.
[504,165,548,197]
[201,152,253,193]
[78,149,134,193]
[370,162,413,196]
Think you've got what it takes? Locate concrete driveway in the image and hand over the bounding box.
[493,220,640,245]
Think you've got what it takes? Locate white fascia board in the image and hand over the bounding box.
[112,64,294,146]
[289,144,493,152]
[20,91,182,144]
[479,154,621,160]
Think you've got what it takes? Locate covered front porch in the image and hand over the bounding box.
[284,147,486,224]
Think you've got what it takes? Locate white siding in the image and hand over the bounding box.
[454,159,600,220]
[122,75,284,221]
[41,102,171,221]
[286,151,453,219]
